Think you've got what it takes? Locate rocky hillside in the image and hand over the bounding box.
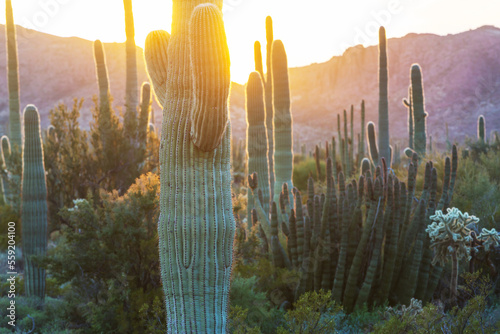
[1,25,500,151]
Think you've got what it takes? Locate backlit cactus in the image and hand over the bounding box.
[403,86,414,149]
[411,64,427,158]
[138,82,152,145]
[272,40,294,207]
[21,105,48,299]
[123,0,138,118]
[266,17,275,197]
[144,2,234,332]
[6,0,22,150]
[246,72,270,221]
[378,26,390,167]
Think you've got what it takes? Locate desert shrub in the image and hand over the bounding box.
[292,158,326,192]
[276,290,342,334]
[0,296,72,333]
[40,173,162,333]
[374,271,500,334]
[451,154,500,229]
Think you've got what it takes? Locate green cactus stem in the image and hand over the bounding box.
[265,16,275,198]
[367,122,379,166]
[254,41,264,80]
[123,0,138,118]
[411,64,427,158]
[378,26,390,167]
[246,72,270,220]
[403,86,414,150]
[478,115,485,143]
[144,3,234,332]
[272,39,294,207]
[360,100,366,161]
[138,82,152,145]
[6,0,22,150]
[21,105,48,299]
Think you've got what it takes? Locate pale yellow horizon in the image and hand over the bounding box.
[1,0,499,84]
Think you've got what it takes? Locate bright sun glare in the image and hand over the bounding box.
[1,0,499,83]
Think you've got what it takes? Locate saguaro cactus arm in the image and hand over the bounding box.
[145,30,170,108]
[145,2,234,332]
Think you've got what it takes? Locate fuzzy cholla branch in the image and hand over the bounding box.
[385,298,423,319]
[477,228,500,252]
[426,208,479,265]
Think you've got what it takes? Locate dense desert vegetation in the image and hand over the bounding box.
[0,0,499,333]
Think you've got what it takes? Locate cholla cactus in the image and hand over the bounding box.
[426,207,478,305]
[426,208,477,264]
[385,298,423,318]
[477,228,500,252]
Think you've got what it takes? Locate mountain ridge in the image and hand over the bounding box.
[1,24,499,151]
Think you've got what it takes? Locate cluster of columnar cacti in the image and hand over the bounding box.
[334,101,365,178]
[250,140,459,312]
[144,2,235,332]
[6,0,22,150]
[246,72,271,223]
[21,105,48,299]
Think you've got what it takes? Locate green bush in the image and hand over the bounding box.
[276,290,342,334]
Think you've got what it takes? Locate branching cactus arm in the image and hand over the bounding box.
[144,2,234,332]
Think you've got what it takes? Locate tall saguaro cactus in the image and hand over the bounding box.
[272,40,294,207]
[145,2,235,332]
[266,17,275,198]
[246,72,270,221]
[411,64,427,157]
[123,0,138,125]
[5,0,22,150]
[378,27,390,167]
[21,105,48,299]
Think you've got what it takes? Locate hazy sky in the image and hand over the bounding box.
[1,0,498,83]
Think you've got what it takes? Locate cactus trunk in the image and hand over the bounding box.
[144,2,234,332]
[21,105,48,299]
[6,0,22,150]
[378,27,390,167]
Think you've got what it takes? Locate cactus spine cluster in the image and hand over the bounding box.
[378,26,390,167]
[272,40,294,207]
[21,105,48,299]
[246,72,271,223]
[123,0,138,118]
[6,0,22,150]
[145,2,234,332]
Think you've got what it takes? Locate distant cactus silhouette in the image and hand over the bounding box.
[378,27,390,167]
[411,64,428,158]
[5,0,22,150]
